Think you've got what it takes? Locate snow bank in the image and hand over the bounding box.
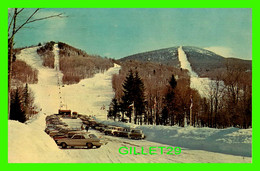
[9,45,74,163]
[95,119,252,157]
[8,120,75,163]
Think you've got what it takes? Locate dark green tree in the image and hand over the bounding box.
[111,97,120,121]
[169,74,177,89]
[121,70,135,123]
[120,70,146,124]
[23,83,29,111]
[10,88,26,123]
[163,74,177,126]
[161,106,169,125]
[133,71,146,125]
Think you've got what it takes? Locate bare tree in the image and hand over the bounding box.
[8,8,65,119]
[208,75,225,128]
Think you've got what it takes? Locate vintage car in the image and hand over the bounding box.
[114,127,130,137]
[67,130,88,138]
[103,126,117,135]
[49,130,60,137]
[94,124,106,131]
[53,134,67,143]
[57,134,102,149]
[112,127,125,136]
[45,126,56,134]
[128,129,145,140]
[71,112,78,119]
[99,125,108,132]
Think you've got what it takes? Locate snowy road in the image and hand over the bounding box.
[8,45,251,163]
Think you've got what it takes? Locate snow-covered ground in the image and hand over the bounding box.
[8,45,252,163]
[178,46,214,97]
[95,119,251,157]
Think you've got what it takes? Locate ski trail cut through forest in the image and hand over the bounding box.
[178,46,198,77]
[53,44,66,109]
[177,46,213,97]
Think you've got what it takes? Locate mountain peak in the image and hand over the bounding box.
[119,45,251,79]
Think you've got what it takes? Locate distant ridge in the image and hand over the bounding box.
[119,46,180,67]
[119,46,252,79]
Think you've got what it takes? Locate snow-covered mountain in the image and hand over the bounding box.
[120,46,180,67]
[120,46,252,79]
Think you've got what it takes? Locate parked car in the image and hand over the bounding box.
[67,130,88,138]
[45,126,56,134]
[113,127,125,136]
[95,126,102,131]
[71,112,78,119]
[114,127,130,137]
[79,115,90,121]
[57,134,102,149]
[104,126,116,135]
[99,126,108,132]
[53,134,67,143]
[49,130,60,137]
[128,129,145,140]
[94,123,105,131]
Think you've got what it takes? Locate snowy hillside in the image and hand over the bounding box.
[8,45,252,163]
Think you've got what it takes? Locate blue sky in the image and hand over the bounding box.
[13,8,252,59]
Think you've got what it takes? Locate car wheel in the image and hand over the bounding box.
[96,145,101,148]
[61,142,67,149]
[86,143,93,149]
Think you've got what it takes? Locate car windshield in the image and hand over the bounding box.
[132,130,141,133]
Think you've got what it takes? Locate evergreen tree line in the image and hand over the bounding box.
[108,64,252,129]
[108,70,187,126]
[10,83,37,123]
[108,70,145,125]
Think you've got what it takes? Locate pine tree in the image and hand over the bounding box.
[169,74,177,89]
[10,88,26,123]
[23,83,29,113]
[161,106,169,125]
[133,71,145,125]
[164,74,177,126]
[110,97,120,121]
[121,70,135,123]
[120,70,146,124]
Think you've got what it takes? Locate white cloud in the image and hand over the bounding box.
[204,46,235,58]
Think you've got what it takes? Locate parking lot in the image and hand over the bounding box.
[45,113,146,149]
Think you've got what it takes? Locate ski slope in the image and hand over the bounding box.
[8,45,252,163]
[178,46,214,97]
